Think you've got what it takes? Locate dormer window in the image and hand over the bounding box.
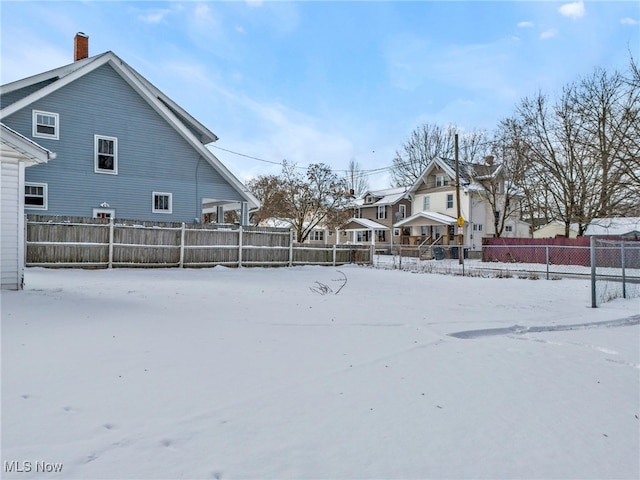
[32,110,59,140]
[435,174,448,187]
[365,195,373,204]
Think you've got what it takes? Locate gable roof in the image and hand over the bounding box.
[394,211,457,228]
[342,218,389,231]
[358,186,409,207]
[584,217,640,236]
[0,51,259,209]
[1,123,56,165]
[407,157,503,195]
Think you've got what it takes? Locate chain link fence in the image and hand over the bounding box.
[371,240,640,307]
[592,238,640,306]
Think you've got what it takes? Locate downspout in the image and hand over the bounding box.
[195,156,205,223]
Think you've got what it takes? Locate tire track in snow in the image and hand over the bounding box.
[447,314,640,339]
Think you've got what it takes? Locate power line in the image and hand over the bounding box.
[209,140,498,182]
[209,144,396,176]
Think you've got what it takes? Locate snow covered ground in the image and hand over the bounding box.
[2,265,639,479]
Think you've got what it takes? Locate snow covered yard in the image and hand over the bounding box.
[2,265,639,480]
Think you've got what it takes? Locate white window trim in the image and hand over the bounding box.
[152,192,173,214]
[393,228,400,237]
[24,182,48,210]
[94,135,118,175]
[377,205,386,220]
[93,208,115,219]
[32,110,59,140]
[423,195,430,211]
[399,204,406,219]
[436,174,446,187]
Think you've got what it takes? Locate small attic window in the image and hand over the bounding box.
[33,110,59,140]
[436,174,448,187]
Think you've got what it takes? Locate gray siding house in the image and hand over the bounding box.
[0,34,258,224]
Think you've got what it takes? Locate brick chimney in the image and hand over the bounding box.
[74,32,89,61]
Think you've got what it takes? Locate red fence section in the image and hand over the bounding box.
[482,237,640,268]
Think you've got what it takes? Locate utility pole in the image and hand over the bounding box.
[455,134,464,266]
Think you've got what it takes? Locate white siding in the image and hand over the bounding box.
[1,156,22,289]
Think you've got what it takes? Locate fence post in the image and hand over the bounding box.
[545,245,549,280]
[621,241,626,299]
[179,222,185,268]
[332,244,337,266]
[108,218,114,269]
[289,230,294,267]
[590,235,597,308]
[238,225,243,267]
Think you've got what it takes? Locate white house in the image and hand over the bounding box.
[533,220,580,239]
[394,158,530,252]
[584,217,640,238]
[1,123,55,289]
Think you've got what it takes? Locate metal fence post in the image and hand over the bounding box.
[621,241,626,299]
[546,245,549,280]
[179,222,185,268]
[108,218,114,269]
[590,235,597,308]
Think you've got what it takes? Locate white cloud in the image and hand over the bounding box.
[0,27,70,83]
[517,21,534,28]
[138,9,172,24]
[540,29,558,40]
[620,17,638,26]
[558,1,585,19]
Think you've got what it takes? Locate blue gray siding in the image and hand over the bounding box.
[0,79,58,109]
[2,64,245,222]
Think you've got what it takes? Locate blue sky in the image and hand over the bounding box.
[2,1,638,189]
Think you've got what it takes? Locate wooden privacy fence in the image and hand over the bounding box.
[26,215,372,268]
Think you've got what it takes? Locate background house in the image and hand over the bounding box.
[584,217,640,238]
[395,158,530,252]
[533,220,580,239]
[339,187,411,245]
[0,33,258,224]
[1,124,55,289]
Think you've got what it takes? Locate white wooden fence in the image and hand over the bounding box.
[26,216,372,268]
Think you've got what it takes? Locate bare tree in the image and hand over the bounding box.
[390,123,489,187]
[248,161,350,243]
[345,159,369,198]
[471,124,532,237]
[508,63,640,235]
[390,124,457,187]
[570,67,640,218]
[246,174,288,226]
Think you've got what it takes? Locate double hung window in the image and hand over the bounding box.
[95,135,118,174]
